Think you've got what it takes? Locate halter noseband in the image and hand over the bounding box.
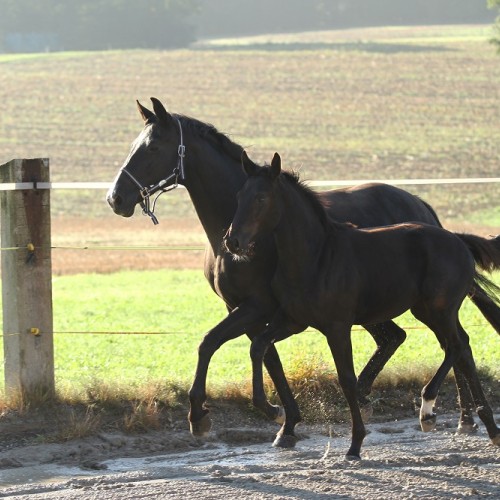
[120,118,186,225]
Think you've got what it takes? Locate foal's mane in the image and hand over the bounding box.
[261,166,333,229]
[175,114,243,163]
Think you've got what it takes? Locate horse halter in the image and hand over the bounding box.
[120,118,186,225]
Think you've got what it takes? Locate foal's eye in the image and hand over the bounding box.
[256,196,265,204]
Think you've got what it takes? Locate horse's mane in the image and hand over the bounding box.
[259,166,337,230]
[175,114,243,163]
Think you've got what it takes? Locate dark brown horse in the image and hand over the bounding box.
[224,151,500,459]
[107,98,500,441]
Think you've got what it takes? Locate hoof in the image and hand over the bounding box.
[273,433,298,448]
[456,422,478,435]
[345,453,361,461]
[360,403,373,423]
[274,406,286,425]
[491,434,500,446]
[189,413,212,437]
[420,414,437,433]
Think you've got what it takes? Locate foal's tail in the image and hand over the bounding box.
[458,233,500,273]
[458,233,500,335]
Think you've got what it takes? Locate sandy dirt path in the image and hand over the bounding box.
[1,413,499,499]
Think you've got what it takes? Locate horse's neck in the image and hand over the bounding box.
[182,133,244,253]
[273,185,332,280]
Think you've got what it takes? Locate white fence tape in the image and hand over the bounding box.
[0,178,499,191]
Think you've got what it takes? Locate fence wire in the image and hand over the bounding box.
[0,177,498,339]
[0,323,492,339]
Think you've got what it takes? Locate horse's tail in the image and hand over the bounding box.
[470,274,500,335]
[457,232,500,335]
[457,233,500,273]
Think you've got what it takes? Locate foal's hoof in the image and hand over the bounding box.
[273,433,298,448]
[491,434,500,446]
[189,413,212,437]
[456,422,478,435]
[420,414,437,433]
[360,403,373,423]
[273,406,286,425]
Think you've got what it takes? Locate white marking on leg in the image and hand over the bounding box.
[420,398,436,420]
[274,406,286,425]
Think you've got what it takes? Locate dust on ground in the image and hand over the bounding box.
[0,404,499,499]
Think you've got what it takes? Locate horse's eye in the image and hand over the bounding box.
[256,196,265,204]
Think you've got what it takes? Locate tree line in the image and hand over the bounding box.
[0,0,200,52]
[194,0,497,38]
[0,0,498,53]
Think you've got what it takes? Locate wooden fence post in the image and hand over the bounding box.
[0,158,54,401]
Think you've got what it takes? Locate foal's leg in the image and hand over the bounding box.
[361,322,477,431]
[412,308,479,433]
[249,311,305,448]
[247,325,300,427]
[453,322,500,445]
[325,323,366,460]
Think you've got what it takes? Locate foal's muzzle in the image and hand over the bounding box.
[224,234,240,255]
[223,231,256,259]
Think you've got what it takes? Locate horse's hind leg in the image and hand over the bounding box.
[410,308,461,432]
[453,323,500,445]
[358,321,406,418]
[453,367,478,434]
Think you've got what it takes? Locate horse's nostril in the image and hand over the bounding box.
[108,194,122,207]
[225,236,239,254]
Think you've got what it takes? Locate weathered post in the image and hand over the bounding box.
[0,158,54,401]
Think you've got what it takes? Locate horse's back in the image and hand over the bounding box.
[320,183,440,228]
[325,223,474,324]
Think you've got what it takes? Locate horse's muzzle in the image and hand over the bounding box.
[224,234,240,255]
[223,232,256,259]
[106,190,135,217]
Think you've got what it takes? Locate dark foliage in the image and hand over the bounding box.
[0,0,199,52]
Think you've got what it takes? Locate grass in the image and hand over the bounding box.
[1,270,498,399]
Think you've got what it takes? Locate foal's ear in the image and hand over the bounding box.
[270,152,281,179]
[150,97,175,128]
[241,150,259,176]
[136,100,156,124]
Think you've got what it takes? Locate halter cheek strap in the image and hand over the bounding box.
[120,118,186,225]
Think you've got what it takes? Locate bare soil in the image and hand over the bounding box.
[0,403,499,498]
[50,216,207,275]
[50,215,496,275]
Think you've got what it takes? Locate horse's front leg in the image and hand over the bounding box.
[250,311,304,448]
[188,304,268,437]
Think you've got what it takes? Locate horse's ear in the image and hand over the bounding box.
[150,97,175,127]
[136,100,156,123]
[241,150,259,176]
[270,152,281,179]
